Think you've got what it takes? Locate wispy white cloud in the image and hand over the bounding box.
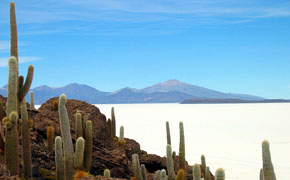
[0,56,42,67]
[0,41,9,52]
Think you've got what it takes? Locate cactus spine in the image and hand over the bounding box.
[55,136,64,180]
[21,100,32,178]
[166,144,175,180]
[179,121,186,175]
[75,112,83,140]
[214,168,225,180]
[175,169,185,180]
[59,94,75,180]
[104,169,111,177]
[47,126,55,153]
[141,164,147,180]
[74,137,85,169]
[193,163,201,180]
[201,155,206,177]
[111,107,116,138]
[30,91,35,110]
[132,154,143,180]
[166,121,171,145]
[262,140,276,180]
[160,169,167,180]
[205,167,210,180]
[83,120,93,171]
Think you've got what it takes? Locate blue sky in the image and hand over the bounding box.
[0,0,290,98]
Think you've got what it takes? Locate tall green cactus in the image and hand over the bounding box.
[160,169,167,180]
[59,94,75,180]
[262,140,276,180]
[29,91,35,110]
[166,121,171,145]
[111,107,116,138]
[107,118,112,137]
[6,57,18,118]
[10,2,18,61]
[205,167,210,180]
[132,154,143,180]
[141,164,147,180]
[55,136,64,180]
[179,121,186,175]
[214,168,225,180]
[74,137,85,169]
[166,144,175,180]
[83,120,93,171]
[201,155,206,177]
[75,112,83,140]
[193,163,201,180]
[21,99,32,178]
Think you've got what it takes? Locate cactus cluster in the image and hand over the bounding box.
[56,94,93,180]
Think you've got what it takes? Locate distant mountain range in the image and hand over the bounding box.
[0,79,267,104]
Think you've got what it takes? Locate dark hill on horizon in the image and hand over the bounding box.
[0,79,266,104]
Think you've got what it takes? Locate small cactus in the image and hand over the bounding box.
[172,151,176,161]
[104,169,111,177]
[55,136,64,180]
[51,100,58,111]
[111,107,116,138]
[262,140,276,180]
[214,168,225,180]
[166,144,175,180]
[141,164,147,180]
[118,125,126,148]
[166,121,171,145]
[160,169,167,180]
[132,154,142,180]
[205,167,210,180]
[193,163,201,180]
[29,91,35,110]
[175,169,185,180]
[153,170,160,180]
[107,118,112,137]
[47,126,55,153]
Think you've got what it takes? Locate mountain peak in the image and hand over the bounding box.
[161,79,185,86]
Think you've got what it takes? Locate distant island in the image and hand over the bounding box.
[181,98,290,104]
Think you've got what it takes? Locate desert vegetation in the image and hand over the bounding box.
[0,2,277,180]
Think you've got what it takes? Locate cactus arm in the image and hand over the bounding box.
[47,126,55,153]
[160,169,167,180]
[84,120,93,171]
[205,167,210,180]
[59,94,75,180]
[21,100,32,178]
[175,169,185,180]
[74,137,85,169]
[6,57,18,117]
[153,170,160,180]
[75,112,83,140]
[29,91,35,110]
[201,155,206,177]
[141,164,147,180]
[10,2,18,60]
[18,65,34,103]
[55,136,64,180]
